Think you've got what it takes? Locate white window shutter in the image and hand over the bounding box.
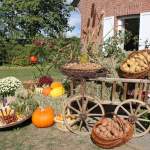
[103,16,115,41]
[139,12,150,50]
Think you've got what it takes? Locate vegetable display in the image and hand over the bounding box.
[121,53,149,73]
[32,106,54,128]
[62,63,102,71]
[50,82,63,89]
[91,115,133,149]
[50,86,65,98]
[120,50,150,78]
[41,81,65,97]
[42,87,51,96]
[0,86,39,128]
[94,117,131,139]
[0,106,17,125]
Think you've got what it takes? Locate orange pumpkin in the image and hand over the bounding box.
[50,82,63,89]
[32,106,54,128]
[42,87,51,96]
[30,56,38,63]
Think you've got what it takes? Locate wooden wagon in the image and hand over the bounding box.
[63,77,150,138]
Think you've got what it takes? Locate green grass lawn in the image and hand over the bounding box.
[0,66,63,81]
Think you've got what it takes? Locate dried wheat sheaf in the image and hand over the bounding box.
[82,3,104,52]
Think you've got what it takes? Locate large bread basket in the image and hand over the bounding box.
[120,50,150,79]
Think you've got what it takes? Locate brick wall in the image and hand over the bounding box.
[77,0,150,43]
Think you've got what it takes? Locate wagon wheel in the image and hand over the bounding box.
[63,95,105,135]
[115,99,150,137]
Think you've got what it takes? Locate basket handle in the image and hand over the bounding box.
[104,113,126,133]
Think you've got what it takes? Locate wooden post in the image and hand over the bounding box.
[112,81,116,102]
[101,81,105,101]
[123,82,128,100]
[70,79,74,96]
[138,83,144,100]
[144,83,150,102]
[134,83,139,99]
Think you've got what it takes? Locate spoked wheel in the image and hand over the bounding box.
[115,99,150,137]
[63,95,105,135]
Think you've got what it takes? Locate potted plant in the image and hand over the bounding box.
[0,76,22,107]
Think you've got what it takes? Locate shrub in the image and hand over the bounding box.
[11,44,33,66]
[30,37,81,78]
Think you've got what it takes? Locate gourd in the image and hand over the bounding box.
[50,82,63,89]
[42,87,51,96]
[32,106,54,128]
[50,87,65,98]
[79,52,89,64]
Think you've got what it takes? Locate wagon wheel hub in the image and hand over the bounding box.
[128,115,137,124]
[79,113,87,121]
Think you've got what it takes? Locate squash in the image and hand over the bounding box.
[50,86,65,97]
[32,106,54,128]
[42,87,51,96]
[50,82,63,89]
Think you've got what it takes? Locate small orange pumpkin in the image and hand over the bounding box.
[50,82,63,89]
[32,106,54,128]
[42,87,51,96]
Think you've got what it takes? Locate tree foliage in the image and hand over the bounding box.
[0,0,71,39]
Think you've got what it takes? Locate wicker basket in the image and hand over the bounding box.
[91,115,133,149]
[0,115,31,129]
[120,50,150,79]
[61,68,107,79]
[60,63,107,79]
[128,50,150,64]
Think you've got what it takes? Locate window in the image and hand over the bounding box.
[139,12,150,50]
[118,15,140,51]
[103,16,114,41]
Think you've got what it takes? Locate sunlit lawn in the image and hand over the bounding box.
[0,66,63,81]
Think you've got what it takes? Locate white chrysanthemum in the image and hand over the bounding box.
[0,76,23,97]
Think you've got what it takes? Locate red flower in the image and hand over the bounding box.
[38,76,53,87]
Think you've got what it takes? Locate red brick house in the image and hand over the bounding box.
[72,0,150,50]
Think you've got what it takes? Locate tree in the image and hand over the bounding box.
[0,0,71,40]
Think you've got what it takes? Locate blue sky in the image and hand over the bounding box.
[66,0,81,37]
